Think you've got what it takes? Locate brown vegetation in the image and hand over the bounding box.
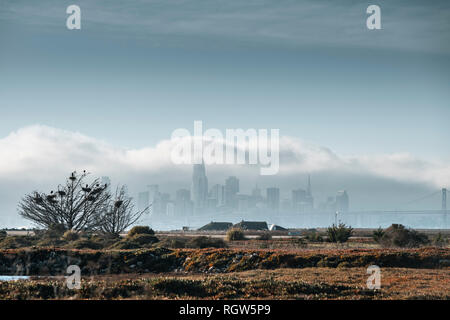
[1,267,448,300]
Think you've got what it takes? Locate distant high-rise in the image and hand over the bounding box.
[166,202,175,217]
[148,185,159,202]
[305,175,314,210]
[292,189,307,204]
[336,190,349,212]
[307,174,312,196]
[175,189,193,217]
[252,185,262,198]
[250,184,263,208]
[210,184,225,207]
[225,176,239,209]
[147,185,162,215]
[191,162,208,210]
[266,187,280,211]
[292,175,314,212]
[176,189,191,202]
[442,188,447,211]
[138,191,150,214]
[160,193,171,216]
[292,188,307,212]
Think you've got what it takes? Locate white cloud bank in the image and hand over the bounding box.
[0,125,448,187]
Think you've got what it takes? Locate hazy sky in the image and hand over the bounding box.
[0,0,449,226]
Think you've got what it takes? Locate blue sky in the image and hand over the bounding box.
[0,1,449,226]
[1,0,449,156]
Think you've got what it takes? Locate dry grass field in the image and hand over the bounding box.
[0,228,449,300]
[1,267,448,299]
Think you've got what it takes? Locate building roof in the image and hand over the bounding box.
[269,224,287,231]
[198,222,233,231]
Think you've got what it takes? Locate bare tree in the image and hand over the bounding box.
[18,171,111,231]
[95,186,149,236]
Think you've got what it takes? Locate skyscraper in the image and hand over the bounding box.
[210,184,225,207]
[191,162,208,211]
[138,191,150,214]
[175,189,193,217]
[147,185,162,215]
[292,175,314,212]
[176,189,191,202]
[225,176,239,209]
[307,175,311,196]
[250,184,263,208]
[292,189,307,204]
[292,188,307,212]
[266,187,280,211]
[336,190,349,212]
[305,175,314,211]
[251,185,262,199]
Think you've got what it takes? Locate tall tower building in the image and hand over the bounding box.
[307,174,312,197]
[225,176,239,209]
[442,188,447,211]
[210,184,225,207]
[267,187,280,211]
[252,185,262,198]
[305,175,314,210]
[175,189,193,217]
[191,162,208,210]
[138,191,150,214]
[292,188,307,212]
[336,190,349,212]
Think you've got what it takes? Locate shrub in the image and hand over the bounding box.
[372,227,385,243]
[157,238,187,248]
[44,224,67,239]
[290,237,307,248]
[259,242,269,249]
[0,236,32,249]
[326,223,353,243]
[0,230,6,240]
[36,238,67,247]
[84,234,120,248]
[130,234,159,246]
[62,230,80,241]
[107,233,158,250]
[186,236,227,248]
[303,229,324,242]
[432,233,447,247]
[127,226,154,238]
[109,239,141,250]
[226,228,246,241]
[69,239,103,250]
[257,232,272,241]
[380,224,429,248]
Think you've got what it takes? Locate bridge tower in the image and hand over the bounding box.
[442,188,447,211]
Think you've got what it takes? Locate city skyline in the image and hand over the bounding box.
[133,163,447,230]
[135,163,354,229]
[137,165,350,217]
